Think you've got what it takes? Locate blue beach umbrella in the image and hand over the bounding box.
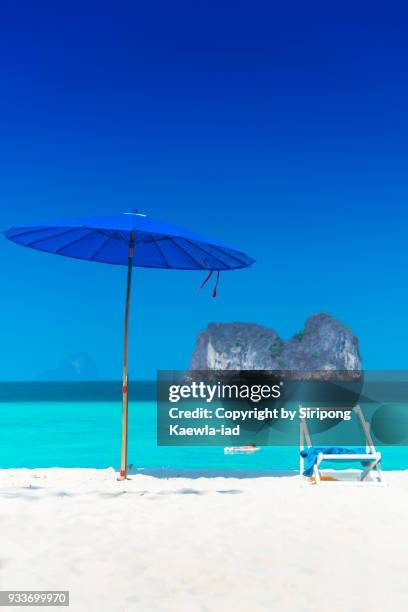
[3,210,255,478]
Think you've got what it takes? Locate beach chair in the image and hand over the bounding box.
[299,404,383,485]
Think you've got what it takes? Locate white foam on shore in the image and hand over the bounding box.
[0,468,407,612]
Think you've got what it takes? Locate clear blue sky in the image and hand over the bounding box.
[1,2,408,380]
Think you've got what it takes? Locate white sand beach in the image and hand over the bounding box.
[0,468,407,612]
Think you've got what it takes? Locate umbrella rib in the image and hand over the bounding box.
[55,229,95,254]
[170,237,208,269]
[111,230,128,244]
[8,225,121,244]
[153,238,170,268]
[7,225,54,238]
[182,239,228,268]
[117,231,130,243]
[199,241,248,266]
[89,228,123,243]
[134,234,170,244]
[26,227,80,247]
[89,235,114,261]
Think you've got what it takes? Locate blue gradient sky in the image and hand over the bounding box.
[1,2,408,380]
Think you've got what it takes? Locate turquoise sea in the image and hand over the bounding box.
[0,383,407,472]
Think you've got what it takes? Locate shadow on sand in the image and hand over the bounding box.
[126,467,298,479]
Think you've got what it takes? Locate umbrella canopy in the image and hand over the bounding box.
[3,210,255,479]
[4,211,254,270]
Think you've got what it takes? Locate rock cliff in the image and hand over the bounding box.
[190,313,361,371]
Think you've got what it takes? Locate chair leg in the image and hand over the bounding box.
[313,453,323,484]
[373,462,383,483]
[360,459,379,482]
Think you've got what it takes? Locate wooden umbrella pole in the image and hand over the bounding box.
[119,231,135,480]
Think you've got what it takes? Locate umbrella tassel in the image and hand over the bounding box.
[212,271,220,298]
[199,270,213,289]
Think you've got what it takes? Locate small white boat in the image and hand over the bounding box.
[224,446,260,455]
